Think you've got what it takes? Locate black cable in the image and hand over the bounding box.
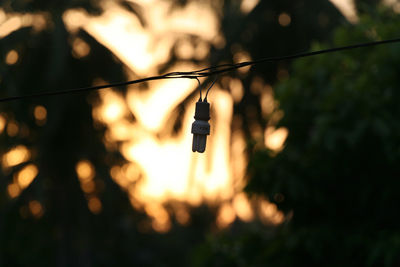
[0,74,197,103]
[1,37,400,103]
[204,77,218,102]
[195,77,202,101]
[192,37,400,76]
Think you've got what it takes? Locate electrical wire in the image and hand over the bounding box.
[204,77,218,102]
[195,77,202,101]
[1,37,400,103]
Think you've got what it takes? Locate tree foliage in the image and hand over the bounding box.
[195,7,400,267]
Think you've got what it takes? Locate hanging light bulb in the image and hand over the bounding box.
[191,100,210,153]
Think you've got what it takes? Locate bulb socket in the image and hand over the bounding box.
[194,101,210,121]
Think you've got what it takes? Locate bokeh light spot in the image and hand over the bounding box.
[145,203,171,233]
[76,160,95,181]
[2,145,31,169]
[34,105,47,121]
[88,196,102,214]
[229,78,244,103]
[175,207,190,225]
[29,200,44,218]
[260,86,274,116]
[175,38,194,59]
[0,114,6,133]
[0,17,21,38]
[81,180,96,194]
[232,193,254,222]
[278,13,291,27]
[5,49,19,65]
[17,164,38,189]
[6,121,19,137]
[7,183,21,198]
[72,38,91,58]
[264,127,288,152]
[240,0,260,14]
[93,90,126,124]
[259,199,284,225]
[217,202,236,228]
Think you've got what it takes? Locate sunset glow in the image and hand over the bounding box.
[65,0,286,231]
[3,0,357,230]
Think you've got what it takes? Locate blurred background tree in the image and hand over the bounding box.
[193,4,400,267]
[2,0,398,266]
[0,0,142,265]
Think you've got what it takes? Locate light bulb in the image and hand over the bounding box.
[191,101,210,153]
